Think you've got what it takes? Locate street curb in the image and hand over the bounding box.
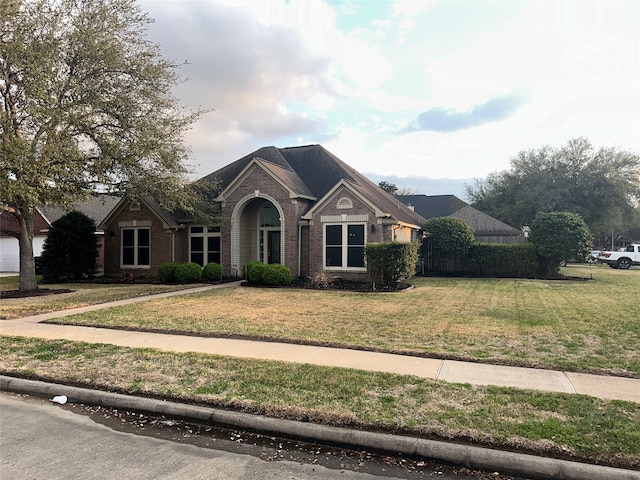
[2,376,638,480]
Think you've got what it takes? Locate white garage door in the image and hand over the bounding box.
[0,236,47,272]
[0,237,19,272]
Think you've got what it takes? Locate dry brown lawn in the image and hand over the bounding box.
[42,265,640,375]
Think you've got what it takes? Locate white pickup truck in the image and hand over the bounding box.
[597,243,640,269]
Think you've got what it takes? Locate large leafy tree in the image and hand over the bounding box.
[466,138,640,245]
[1,0,202,291]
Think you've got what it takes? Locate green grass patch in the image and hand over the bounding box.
[0,275,22,291]
[44,265,640,375]
[1,335,638,469]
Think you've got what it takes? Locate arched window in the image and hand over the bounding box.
[337,197,353,209]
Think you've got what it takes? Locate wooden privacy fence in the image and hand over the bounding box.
[418,241,540,278]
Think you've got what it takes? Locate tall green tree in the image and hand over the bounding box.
[1,0,203,291]
[466,138,640,245]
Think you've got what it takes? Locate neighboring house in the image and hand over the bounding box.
[397,194,523,244]
[0,209,50,272]
[0,195,120,273]
[100,145,426,280]
[611,229,640,250]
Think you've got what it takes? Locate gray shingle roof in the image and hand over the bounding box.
[450,205,521,236]
[396,194,467,219]
[397,194,521,236]
[40,195,120,227]
[199,145,425,226]
[257,158,315,198]
[141,196,181,229]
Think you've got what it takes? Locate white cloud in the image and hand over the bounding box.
[392,0,437,18]
[337,35,394,92]
[139,0,639,185]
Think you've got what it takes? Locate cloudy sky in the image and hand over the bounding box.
[140,0,639,198]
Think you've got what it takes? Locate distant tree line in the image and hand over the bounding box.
[465,138,640,247]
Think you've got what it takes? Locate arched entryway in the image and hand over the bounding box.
[230,193,285,275]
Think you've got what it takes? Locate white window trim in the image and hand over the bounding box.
[121,227,150,269]
[189,226,222,266]
[323,222,367,272]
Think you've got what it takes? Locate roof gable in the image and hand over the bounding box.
[99,196,179,230]
[202,144,425,226]
[301,179,387,220]
[197,146,291,191]
[216,157,316,202]
[0,208,50,237]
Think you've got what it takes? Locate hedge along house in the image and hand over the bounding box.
[99,145,426,280]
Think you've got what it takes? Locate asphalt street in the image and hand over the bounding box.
[2,392,528,480]
[0,393,389,480]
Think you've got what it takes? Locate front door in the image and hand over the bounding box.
[267,231,281,264]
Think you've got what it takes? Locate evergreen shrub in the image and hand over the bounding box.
[366,242,419,289]
[530,212,593,276]
[175,262,202,283]
[157,262,179,283]
[423,217,474,255]
[243,261,266,284]
[40,211,98,282]
[261,264,292,286]
[202,262,222,281]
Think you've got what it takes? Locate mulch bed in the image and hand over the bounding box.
[290,278,412,292]
[0,288,73,299]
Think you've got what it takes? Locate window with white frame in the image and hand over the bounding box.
[121,227,150,267]
[189,226,221,266]
[324,223,365,269]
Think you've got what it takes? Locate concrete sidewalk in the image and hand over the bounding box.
[1,283,638,403]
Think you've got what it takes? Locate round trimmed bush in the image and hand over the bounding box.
[202,262,222,281]
[243,261,266,284]
[261,264,292,286]
[157,262,179,283]
[175,262,203,283]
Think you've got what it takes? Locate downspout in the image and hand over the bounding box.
[297,221,302,278]
[171,228,176,262]
[170,224,185,263]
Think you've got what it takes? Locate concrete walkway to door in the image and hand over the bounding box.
[1,281,638,404]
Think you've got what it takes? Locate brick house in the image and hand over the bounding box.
[100,145,425,280]
[0,209,51,272]
[0,195,119,272]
